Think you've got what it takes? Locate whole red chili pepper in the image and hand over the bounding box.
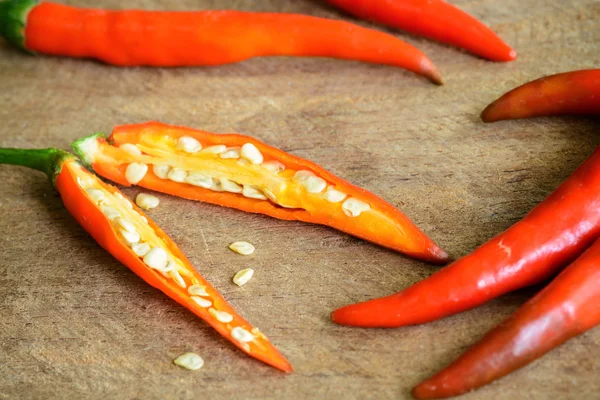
[0,147,292,372]
[325,0,516,62]
[71,122,448,264]
[331,147,600,327]
[482,69,600,122]
[0,0,442,84]
[412,236,600,399]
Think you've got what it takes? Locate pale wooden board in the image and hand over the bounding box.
[0,0,599,399]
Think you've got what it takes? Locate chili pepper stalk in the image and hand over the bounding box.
[72,122,448,264]
[413,236,600,399]
[332,147,600,327]
[0,0,442,84]
[0,147,292,372]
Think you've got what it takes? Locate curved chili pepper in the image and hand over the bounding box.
[482,69,600,122]
[0,0,442,84]
[331,147,600,327]
[413,236,600,399]
[71,121,448,264]
[0,147,292,372]
[325,0,516,62]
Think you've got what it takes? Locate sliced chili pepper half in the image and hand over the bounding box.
[0,147,292,372]
[72,122,448,264]
[481,69,600,122]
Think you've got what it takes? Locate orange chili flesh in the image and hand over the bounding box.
[482,69,600,122]
[0,147,292,372]
[326,0,516,62]
[332,147,600,327]
[413,236,600,399]
[0,0,442,84]
[72,122,448,265]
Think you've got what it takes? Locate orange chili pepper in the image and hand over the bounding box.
[482,69,600,122]
[0,0,442,83]
[71,121,448,264]
[413,235,600,399]
[326,0,516,62]
[0,147,292,372]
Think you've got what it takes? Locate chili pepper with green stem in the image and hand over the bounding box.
[0,147,292,372]
[332,147,600,327]
[326,0,516,61]
[413,235,600,399]
[482,69,600,122]
[0,0,442,83]
[72,122,448,264]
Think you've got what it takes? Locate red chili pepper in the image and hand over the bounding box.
[331,147,600,327]
[0,147,292,372]
[412,236,600,399]
[71,121,448,264]
[0,0,442,84]
[482,69,600,122]
[326,0,516,62]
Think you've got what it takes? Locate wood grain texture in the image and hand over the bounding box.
[0,0,599,399]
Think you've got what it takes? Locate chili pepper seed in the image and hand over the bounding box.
[135,193,160,210]
[209,308,233,323]
[191,296,212,308]
[342,197,371,217]
[174,352,204,371]
[240,143,264,165]
[125,163,148,184]
[231,327,254,343]
[228,241,255,255]
[176,136,202,154]
[233,268,254,286]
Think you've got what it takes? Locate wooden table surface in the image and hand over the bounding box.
[1,0,599,399]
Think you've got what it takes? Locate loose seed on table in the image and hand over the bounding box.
[119,143,142,156]
[233,268,254,286]
[135,193,160,210]
[125,163,148,184]
[231,327,255,343]
[240,143,264,165]
[228,241,255,255]
[174,352,204,371]
[209,308,234,323]
[176,136,202,154]
[342,197,371,217]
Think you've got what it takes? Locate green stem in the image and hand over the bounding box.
[0,0,39,50]
[0,148,74,186]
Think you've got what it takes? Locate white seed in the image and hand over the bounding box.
[188,284,209,297]
[231,327,254,343]
[301,176,327,193]
[116,216,136,233]
[242,185,267,200]
[240,143,264,165]
[85,188,105,204]
[263,188,277,202]
[228,241,255,256]
[173,352,204,371]
[219,147,241,159]
[101,205,120,220]
[77,176,85,187]
[261,160,286,174]
[209,308,233,323]
[202,145,227,154]
[135,193,160,210]
[323,186,347,203]
[119,143,142,156]
[342,197,371,217]
[219,178,242,193]
[169,269,187,288]
[293,170,316,181]
[240,342,251,352]
[153,164,171,179]
[113,192,133,209]
[143,247,168,270]
[237,159,251,167]
[184,171,212,188]
[125,163,148,185]
[210,179,223,192]
[176,136,202,154]
[131,242,151,257]
[191,296,212,308]
[233,268,254,287]
[167,168,188,183]
[120,228,140,245]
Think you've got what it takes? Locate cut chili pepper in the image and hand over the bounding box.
[0,0,442,84]
[71,121,448,264]
[326,0,516,62]
[413,236,600,399]
[482,69,600,122]
[331,147,600,327]
[0,147,292,372]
